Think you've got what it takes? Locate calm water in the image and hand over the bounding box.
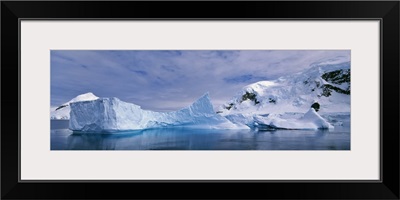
[51,117,350,150]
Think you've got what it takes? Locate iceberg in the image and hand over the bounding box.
[69,93,249,133]
[253,108,334,130]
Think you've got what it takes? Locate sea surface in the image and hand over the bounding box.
[51,114,350,150]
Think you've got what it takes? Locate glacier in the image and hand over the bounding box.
[69,93,250,133]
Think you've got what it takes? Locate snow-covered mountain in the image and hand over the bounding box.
[69,93,249,133]
[218,61,350,115]
[50,92,99,119]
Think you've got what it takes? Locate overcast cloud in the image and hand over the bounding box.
[51,50,350,111]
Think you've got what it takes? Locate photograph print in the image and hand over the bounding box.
[51,50,350,150]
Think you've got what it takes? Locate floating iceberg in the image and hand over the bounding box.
[69,93,249,133]
[253,108,334,130]
[223,108,334,130]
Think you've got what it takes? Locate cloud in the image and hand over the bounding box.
[132,70,147,76]
[223,74,268,84]
[51,50,350,111]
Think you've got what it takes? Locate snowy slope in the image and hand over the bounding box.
[50,92,99,119]
[218,61,350,115]
[69,93,249,133]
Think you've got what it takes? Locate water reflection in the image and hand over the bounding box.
[51,127,350,150]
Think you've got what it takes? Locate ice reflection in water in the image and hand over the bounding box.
[51,126,350,150]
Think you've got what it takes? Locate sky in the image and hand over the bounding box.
[51,50,350,111]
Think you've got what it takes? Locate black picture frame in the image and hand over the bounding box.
[2,1,399,199]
